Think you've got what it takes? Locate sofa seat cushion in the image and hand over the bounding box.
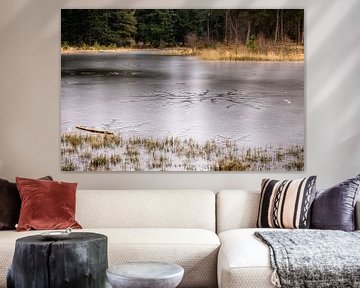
[218,228,280,288]
[102,228,220,288]
[0,228,219,288]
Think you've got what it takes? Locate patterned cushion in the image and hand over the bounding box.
[257,176,317,229]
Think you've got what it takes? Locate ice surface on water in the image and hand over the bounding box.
[61,52,304,146]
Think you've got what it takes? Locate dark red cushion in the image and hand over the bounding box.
[16,177,82,231]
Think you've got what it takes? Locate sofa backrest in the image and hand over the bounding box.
[76,190,216,231]
[217,190,360,232]
[216,190,260,233]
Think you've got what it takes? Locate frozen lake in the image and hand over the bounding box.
[61,52,304,147]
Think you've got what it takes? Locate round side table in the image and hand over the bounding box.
[7,232,108,288]
[106,262,184,288]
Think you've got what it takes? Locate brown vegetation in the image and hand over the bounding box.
[61,39,303,62]
[198,41,303,62]
[61,131,304,172]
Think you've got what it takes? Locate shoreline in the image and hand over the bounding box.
[61,47,143,54]
[61,46,304,62]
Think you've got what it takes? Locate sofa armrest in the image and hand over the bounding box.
[356,201,360,230]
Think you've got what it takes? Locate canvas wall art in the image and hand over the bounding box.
[61,9,304,171]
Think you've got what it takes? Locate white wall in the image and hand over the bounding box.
[0,0,359,190]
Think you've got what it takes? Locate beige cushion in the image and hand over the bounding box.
[0,228,220,288]
[216,190,260,233]
[217,228,276,288]
[76,190,216,231]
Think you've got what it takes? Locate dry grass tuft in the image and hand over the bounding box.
[199,42,303,62]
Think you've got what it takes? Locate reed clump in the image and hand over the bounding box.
[62,159,78,171]
[198,42,303,62]
[61,133,84,148]
[213,155,251,171]
[90,155,109,170]
[61,43,133,54]
[80,151,92,160]
[110,154,122,165]
[156,47,197,56]
[149,153,171,170]
[84,134,122,150]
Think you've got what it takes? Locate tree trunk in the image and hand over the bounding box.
[275,9,279,43]
[207,11,210,44]
[229,14,238,43]
[224,10,229,43]
[7,233,108,288]
[280,9,284,41]
[246,19,251,44]
[297,14,301,43]
[302,29,304,44]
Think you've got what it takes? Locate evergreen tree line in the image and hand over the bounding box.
[61,9,304,48]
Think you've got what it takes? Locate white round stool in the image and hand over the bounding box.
[106,262,184,288]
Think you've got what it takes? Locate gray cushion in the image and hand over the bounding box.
[311,174,360,231]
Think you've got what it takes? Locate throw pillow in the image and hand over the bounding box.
[0,176,52,230]
[311,174,360,231]
[257,176,317,229]
[16,177,82,231]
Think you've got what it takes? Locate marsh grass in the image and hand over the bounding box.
[61,40,303,62]
[90,155,109,170]
[151,42,303,61]
[198,42,303,62]
[62,158,78,171]
[156,47,197,56]
[61,132,304,171]
[61,43,133,54]
[80,151,92,160]
[110,154,122,165]
[213,155,250,171]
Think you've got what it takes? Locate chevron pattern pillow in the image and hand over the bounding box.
[257,176,317,229]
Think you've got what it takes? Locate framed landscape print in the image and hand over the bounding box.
[61,9,304,171]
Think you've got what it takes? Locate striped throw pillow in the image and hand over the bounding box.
[257,176,317,229]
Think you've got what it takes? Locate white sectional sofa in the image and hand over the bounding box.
[216,190,273,288]
[1,189,359,288]
[216,190,360,288]
[0,190,220,288]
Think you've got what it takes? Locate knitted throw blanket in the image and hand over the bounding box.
[255,230,360,288]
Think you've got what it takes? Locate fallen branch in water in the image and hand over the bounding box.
[76,125,114,135]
